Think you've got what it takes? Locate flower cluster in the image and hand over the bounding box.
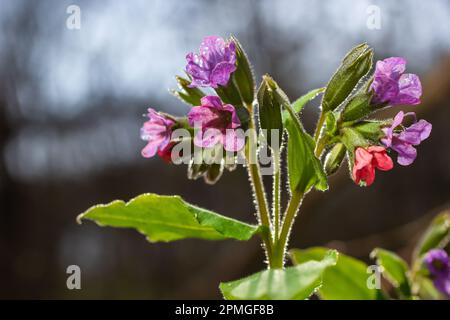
[139,38,432,189]
[139,36,246,183]
[345,57,431,186]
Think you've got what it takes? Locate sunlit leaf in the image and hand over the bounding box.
[290,247,384,300]
[220,250,338,300]
[371,248,412,299]
[78,193,260,242]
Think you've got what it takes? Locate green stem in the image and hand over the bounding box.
[273,149,281,240]
[272,191,303,268]
[244,103,273,267]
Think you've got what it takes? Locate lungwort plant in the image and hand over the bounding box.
[78,36,445,300]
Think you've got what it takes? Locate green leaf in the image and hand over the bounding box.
[413,211,450,260]
[290,247,383,300]
[220,250,338,300]
[230,35,255,105]
[170,75,205,106]
[285,114,328,193]
[371,248,412,298]
[282,87,325,124]
[291,88,325,114]
[323,43,373,111]
[78,193,260,243]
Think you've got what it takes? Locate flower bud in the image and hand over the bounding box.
[340,127,368,153]
[341,91,373,122]
[322,43,373,112]
[352,121,385,142]
[324,143,346,176]
[257,75,284,147]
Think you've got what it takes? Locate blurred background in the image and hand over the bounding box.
[0,0,449,299]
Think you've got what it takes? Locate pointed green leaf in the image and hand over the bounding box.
[220,250,338,300]
[230,35,255,105]
[289,87,325,116]
[78,193,260,243]
[413,211,450,260]
[285,107,328,193]
[171,75,205,106]
[371,248,412,298]
[290,247,384,300]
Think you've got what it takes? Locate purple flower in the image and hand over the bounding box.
[381,111,431,166]
[370,57,422,106]
[140,108,175,158]
[186,36,237,88]
[188,96,244,152]
[424,249,450,296]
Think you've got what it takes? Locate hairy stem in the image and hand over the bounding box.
[244,103,274,267]
[272,191,303,268]
[273,149,281,240]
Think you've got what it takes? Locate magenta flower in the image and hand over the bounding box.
[140,108,175,158]
[186,36,237,88]
[370,57,422,106]
[381,111,431,166]
[424,249,450,296]
[188,96,244,152]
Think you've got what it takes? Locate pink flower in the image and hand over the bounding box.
[186,36,237,88]
[370,57,422,106]
[381,111,432,166]
[140,108,175,158]
[187,96,244,152]
[352,146,393,186]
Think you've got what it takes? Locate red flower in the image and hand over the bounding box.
[352,146,393,186]
[157,142,177,164]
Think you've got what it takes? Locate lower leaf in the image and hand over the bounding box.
[78,193,260,243]
[219,250,337,300]
[291,247,384,300]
